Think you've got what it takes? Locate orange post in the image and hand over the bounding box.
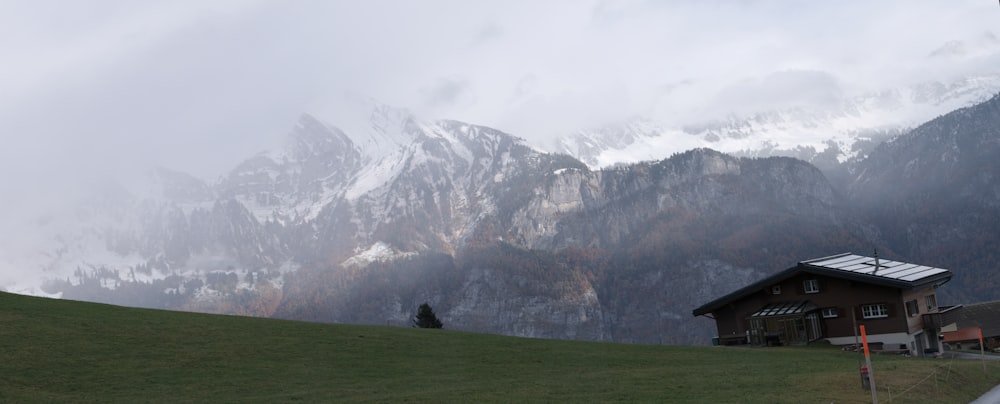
[860,325,878,404]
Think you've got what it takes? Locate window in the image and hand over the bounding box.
[771,285,781,295]
[803,279,819,294]
[821,307,838,318]
[905,300,919,317]
[862,304,888,319]
[925,295,937,312]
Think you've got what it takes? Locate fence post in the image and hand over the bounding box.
[861,325,878,404]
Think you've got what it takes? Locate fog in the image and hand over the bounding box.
[3,1,998,177]
[1,1,999,289]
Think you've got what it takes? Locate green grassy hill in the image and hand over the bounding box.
[1,292,997,403]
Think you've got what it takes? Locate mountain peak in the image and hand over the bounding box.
[315,98,425,164]
[284,114,355,162]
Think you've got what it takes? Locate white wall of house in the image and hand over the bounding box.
[827,331,945,356]
[901,286,939,333]
[827,332,911,348]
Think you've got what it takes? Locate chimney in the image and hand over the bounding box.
[873,249,880,275]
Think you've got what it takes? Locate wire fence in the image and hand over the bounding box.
[881,361,947,403]
[878,355,999,403]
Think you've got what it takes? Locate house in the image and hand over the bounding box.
[933,300,1000,352]
[692,253,952,356]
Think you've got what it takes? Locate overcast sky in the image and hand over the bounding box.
[1,0,998,193]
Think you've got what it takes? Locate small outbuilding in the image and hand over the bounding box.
[935,300,1000,352]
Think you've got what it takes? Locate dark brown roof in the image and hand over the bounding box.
[941,300,1000,338]
[692,253,953,317]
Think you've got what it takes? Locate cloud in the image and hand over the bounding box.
[469,22,503,47]
[0,0,998,199]
[422,76,474,108]
[705,70,843,118]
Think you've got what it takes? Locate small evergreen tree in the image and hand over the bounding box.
[412,302,443,329]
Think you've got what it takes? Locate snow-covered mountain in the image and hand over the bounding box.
[7,88,1000,345]
[554,74,1000,170]
[4,99,865,343]
[6,102,587,303]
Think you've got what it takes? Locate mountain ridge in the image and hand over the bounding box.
[555,74,1000,173]
[8,91,1000,345]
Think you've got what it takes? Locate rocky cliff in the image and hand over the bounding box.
[25,95,1000,345]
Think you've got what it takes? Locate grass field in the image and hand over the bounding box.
[2,291,998,402]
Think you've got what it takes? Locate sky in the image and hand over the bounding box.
[0,0,998,199]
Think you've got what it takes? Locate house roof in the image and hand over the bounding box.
[941,300,1000,338]
[802,254,950,283]
[692,253,953,317]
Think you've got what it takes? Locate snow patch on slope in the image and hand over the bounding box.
[341,242,416,268]
[345,150,411,200]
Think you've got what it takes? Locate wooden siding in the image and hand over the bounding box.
[708,272,922,341]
